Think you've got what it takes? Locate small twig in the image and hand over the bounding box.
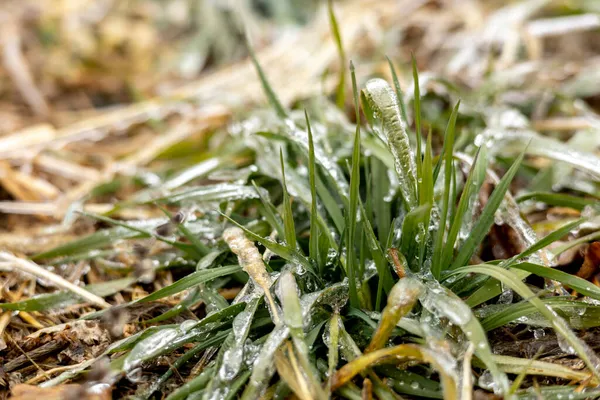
[0,251,111,309]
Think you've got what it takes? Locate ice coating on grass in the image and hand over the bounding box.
[363,78,418,210]
[241,325,290,400]
[123,328,180,372]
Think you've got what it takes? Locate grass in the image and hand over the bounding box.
[2,1,600,400]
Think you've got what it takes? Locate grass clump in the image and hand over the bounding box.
[2,4,600,400]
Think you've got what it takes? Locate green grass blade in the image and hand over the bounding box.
[502,218,584,266]
[346,61,362,308]
[451,264,600,380]
[136,265,241,303]
[386,56,409,130]
[279,148,297,250]
[467,218,584,307]
[450,149,526,270]
[512,262,600,300]
[516,191,597,210]
[431,102,459,278]
[411,56,423,191]
[305,110,320,264]
[246,35,287,119]
[442,148,488,269]
[400,203,431,272]
[328,0,346,109]
[252,180,285,239]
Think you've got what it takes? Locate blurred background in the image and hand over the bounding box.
[0,0,599,239]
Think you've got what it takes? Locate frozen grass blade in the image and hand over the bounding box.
[365,277,422,352]
[432,102,459,278]
[468,218,584,307]
[278,272,327,400]
[386,57,409,130]
[223,226,281,323]
[305,110,320,265]
[328,0,346,109]
[136,265,241,303]
[512,262,600,300]
[452,264,600,380]
[331,344,458,399]
[221,215,315,277]
[420,282,509,395]
[361,78,418,210]
[400,204,430,271]
[252,180,285,239]
[279,149,297,250]
[412,56,423,189]
[450,149,526,271]
[516,191,597,210]
[441,147,487,269]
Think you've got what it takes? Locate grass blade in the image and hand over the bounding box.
[328,0,346,109]
[246,35,287,119]
[361,78,418,210]
[346,61,362,308]
[280,148,297,250]
[450,149,526,270]
[451,264,600,380]
[411,55,423,190]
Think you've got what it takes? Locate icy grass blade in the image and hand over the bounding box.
[223,227,281,324]
[358,200,394,308]
[501,218,584,267]
[451,265,600,380]
[512,262,600,300]
[204,296,261,399]
[222,216,315,277]
[0,277,134,311]
[278,272,327,400]
[241,325,289,399]
[491,355,599,385]
[400,204,430,271]
[136,265,241,304]
[365,277,422,352]
[467,218,584,307]
[305,111,320,265]
[124,304,243,371]
[386,57,409,131]
[141,342,207,399]
[252,180,285,239]
[347,61,362,308]
[420,282,509,396]
[246,35,287,119]
[77,211,201,258]
[432,102,459,279]
[516,191,597,211]
[486,129,600,179]
[450,149,526,270]
[441,147,487,269]
[412,56,423,188]
[148,183,265,205]
[164,366,215,400]
[361,78,418,210]
[328,0,346,109]
[279,149,297,250]
[326,313,341,391]
[331,344,459,399]
[32,221,163,260]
